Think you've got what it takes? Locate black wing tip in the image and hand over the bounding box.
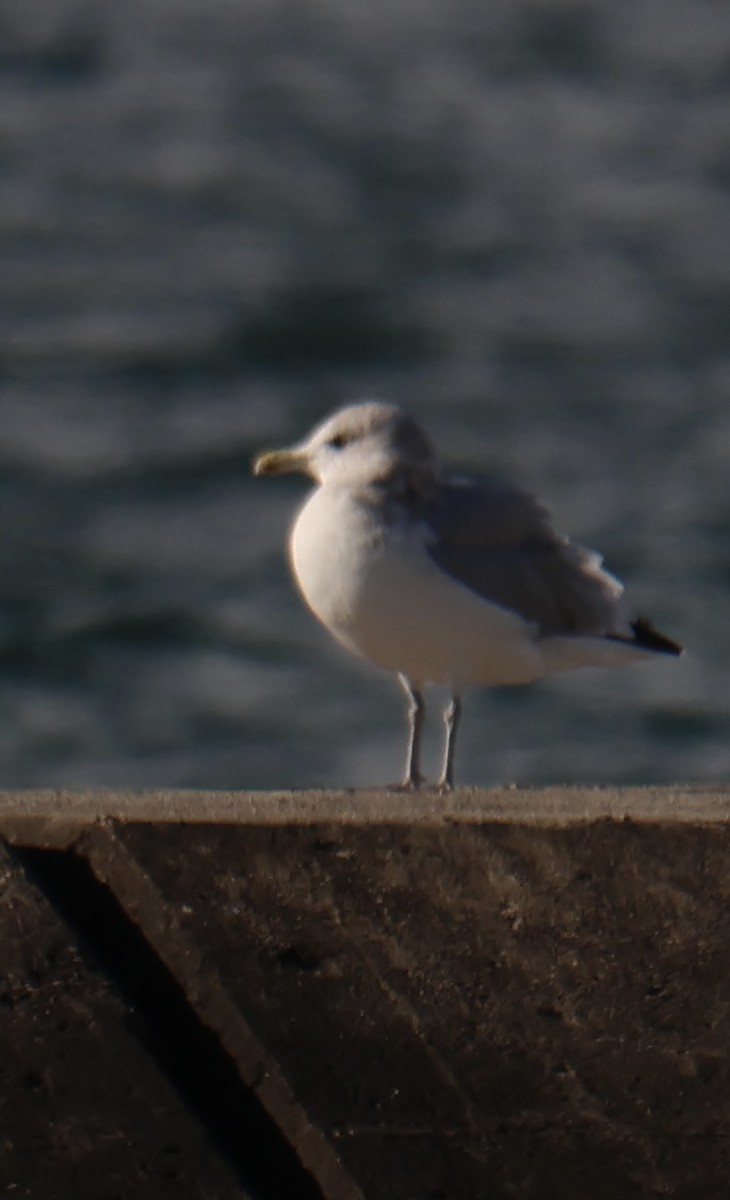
[612,616,683,656]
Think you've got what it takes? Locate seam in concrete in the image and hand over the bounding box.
[75,824,366,1200]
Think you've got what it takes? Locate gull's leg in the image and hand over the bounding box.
[398,674,425,790]
[438,693,462,792]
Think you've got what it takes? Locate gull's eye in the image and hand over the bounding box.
[326,433,347,450]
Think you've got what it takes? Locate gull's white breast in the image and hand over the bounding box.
[289,485,546,688]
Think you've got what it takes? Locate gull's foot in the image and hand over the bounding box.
[435,779,453,796]
[388,775,425,793]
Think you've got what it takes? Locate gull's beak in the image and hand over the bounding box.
[252,446,310,477]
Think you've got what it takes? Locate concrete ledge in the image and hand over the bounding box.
[3,788,729,1199]
[1,784,728,843]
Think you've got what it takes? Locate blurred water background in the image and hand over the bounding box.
[0,0,728,790]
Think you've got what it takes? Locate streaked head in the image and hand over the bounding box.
[253,400,436,489]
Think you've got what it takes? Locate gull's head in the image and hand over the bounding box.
[253,401,436,490]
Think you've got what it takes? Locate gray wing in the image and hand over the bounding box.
[424,478,624,637]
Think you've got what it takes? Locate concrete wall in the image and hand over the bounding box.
[2,788,728,1199]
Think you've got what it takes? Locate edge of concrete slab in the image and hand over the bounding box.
[0,785,727,848]
[4,786,730,1200]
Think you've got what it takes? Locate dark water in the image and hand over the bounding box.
[1,0,728,789]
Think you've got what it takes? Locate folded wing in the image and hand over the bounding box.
[424,478,626,638]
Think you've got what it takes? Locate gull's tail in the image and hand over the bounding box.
[541,614,683,674]
[608,616,683,657]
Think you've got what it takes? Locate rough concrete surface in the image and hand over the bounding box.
[1,788,730,1199]
[0,841,246,1200]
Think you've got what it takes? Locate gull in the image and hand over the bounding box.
[253,401,682,790]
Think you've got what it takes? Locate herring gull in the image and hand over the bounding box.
[253,401,682,790]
